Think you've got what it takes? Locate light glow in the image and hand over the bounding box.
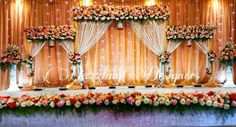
[145,0,156,6]
[81,0,92,6]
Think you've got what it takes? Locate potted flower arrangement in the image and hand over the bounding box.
[0,44,22,71]
[0,44,22,91]
[219,41,235,69]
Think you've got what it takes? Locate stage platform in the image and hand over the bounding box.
[0,86,236,96]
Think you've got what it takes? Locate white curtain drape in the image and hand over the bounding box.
[59,40,74,53]
[76,21,112,82]
[131,20,165,81]
[195,41,211,73]
[59,40,76,77]
[166,40,181,74]
[19,41,46,86]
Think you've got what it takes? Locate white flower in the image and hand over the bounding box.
[213,101,218,107]
[112,100,118,105]
[120,99,126,104]
[74,102,81,108]
[199,99,205,106]
[35,102,42,107]
[104,99,110,105]
[66,100,71,106]
[101,17,106,21]
[143,98,150,104]
[95,17,99,20]
[206,100,212,106]
[165,100,170,106]
[135,100,141,107]
[158,97,165,104]
[106,17,111,20]
[153,101,159,106]
[224,104,230,110]
[49,102,55,108]
[0,103,3,109]
[27,101,34,107]
[89,98,95,105]
[192,98,198,104]
[20,101,27,107]
[180,99,185,105]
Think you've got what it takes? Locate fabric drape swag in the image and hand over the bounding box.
[131,20,166,81]
[19,41,46,85]
[195,41,212,74]
[76,21,112,82]
[166,40,181,74]
[59,40,76,77]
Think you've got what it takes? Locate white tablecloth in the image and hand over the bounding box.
[0,86,236,97]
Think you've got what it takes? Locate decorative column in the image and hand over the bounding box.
[7,64,20,91]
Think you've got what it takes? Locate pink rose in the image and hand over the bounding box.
[83,99,89,105]
[127,97,135,105]
[41,100,48,107]
[56,100,65,107]
[185,99,191,105]
[232,101,236,107]
[170,99,178,106]
[96,99,102,105]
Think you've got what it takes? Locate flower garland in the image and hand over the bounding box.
[219,41,235,69]
[207,51,217,63]
[72,5,170,22]
[0,91,235,117]
[159,52,172,63]
[24,25,76,41]
[0,44,22,70]
[166,25,215,41]
[69,52,81,65]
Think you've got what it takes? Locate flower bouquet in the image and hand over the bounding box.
[159,52,172,63]
[72,5,170,22]
[23,56,34,77]
[69,52,81,65]
[207,51,217,63]
[219,41,235,69]
[0,44,22,70]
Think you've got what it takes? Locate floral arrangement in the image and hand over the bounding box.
[24,25,76,41]
[23,56,34,77]
[166,25,215,41]
[207,51,217,63]
[0,91,235,117]
[69,52,81,65]
[219,41,235,68]
[23,56,33,69]
[0,44,22,70]
[72,5,170,22]
[159,52,172,63]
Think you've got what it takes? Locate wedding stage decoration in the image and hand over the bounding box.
[0,44,22,91]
